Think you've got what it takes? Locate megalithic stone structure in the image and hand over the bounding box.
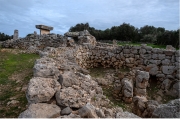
[35,25,53,35]
[13,29,18,40]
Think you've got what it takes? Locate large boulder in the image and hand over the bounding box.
[152,99,180,118]
[26,77,61,103]
[18,103,61,118]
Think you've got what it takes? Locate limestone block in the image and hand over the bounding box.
[149,65,159,75]
[152,99,180,118]
[158,54,165,60]
[134,88,146,96]
[156,74,165,78]
[164,50,175,56]
[139,48,146,54]
[26,77,60,103]
[135,70,149,89]
[175,50,180,57]
[78,103,98,118]
[161,79,172,90]
[18,103,61,118]
[122,78,133,98]
[152,54,158,59]
[162,66,175,75]
[162,59,170,65]
[123,49,130,54]
[149,60,161,65]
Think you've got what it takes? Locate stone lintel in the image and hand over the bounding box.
[36,25,53,31]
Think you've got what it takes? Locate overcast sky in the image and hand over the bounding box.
[0,0,179,37]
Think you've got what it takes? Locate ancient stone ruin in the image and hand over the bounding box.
[36,25,53,35]
[1,30,180,118]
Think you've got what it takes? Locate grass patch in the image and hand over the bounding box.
[88,67,114,78]
[0,48,39,118]
[119,66,130,72]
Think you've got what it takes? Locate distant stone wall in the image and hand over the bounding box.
[76,43,179,82]
[1,30,97,50]
[2,34,66,49]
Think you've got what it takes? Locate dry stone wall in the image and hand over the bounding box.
[2,34,66,49]
[76,43,179,81]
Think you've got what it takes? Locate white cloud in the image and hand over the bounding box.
[0,0,178,37]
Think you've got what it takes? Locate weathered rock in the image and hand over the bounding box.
[18,103,61,118]
[142,100,159,118]
[133,96,148,117]
[78,35,96,45]
[161,79,172,90]
[60,107,72,115]
[134,88,146,96]
[116,111,140,118]
[61,71,80,87]
[166,45,176,50]
[95,108,105,118]
[162,66,175,75]
[26,77,61,103]
[58,113,81,118]
[168,81,180,97]
[33,57,60,79]
[64,32,79,37]
[162,59,170,65]
[135,70,149,89]
[56,87,93,108]
[78,103,98,118]
[152,99,180,118]
[121,78,133,98]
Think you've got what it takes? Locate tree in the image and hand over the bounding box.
[0,32,11,41]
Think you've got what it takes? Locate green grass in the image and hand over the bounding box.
[88,67,114,78]
[0,48,39,118]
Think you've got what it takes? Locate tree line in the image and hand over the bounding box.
[0,32,12,41]
[69,23,179,48]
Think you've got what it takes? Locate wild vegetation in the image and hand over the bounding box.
[69,23,179,48]
[0,48,39,117]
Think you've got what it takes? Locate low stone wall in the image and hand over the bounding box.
[1,30,97,50]
[2,34,66,49]
[76,44,179,80]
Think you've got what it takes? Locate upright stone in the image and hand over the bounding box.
[34,31,37,35]
[13,29,18,40]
